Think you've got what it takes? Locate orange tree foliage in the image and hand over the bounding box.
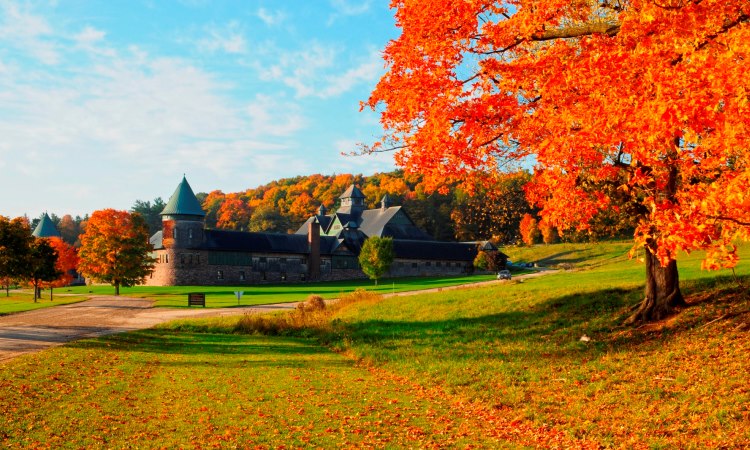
[519,213,539,247]
[366,1,750,323]
[42,237,78,289]
[78,209,154,296]
[216,194,252,230]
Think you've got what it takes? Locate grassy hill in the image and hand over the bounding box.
[1,241,748,447]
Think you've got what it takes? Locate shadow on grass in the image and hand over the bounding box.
[327,274,749,361]
[65,330,351,369]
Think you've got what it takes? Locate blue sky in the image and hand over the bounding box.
[0,0,399,219]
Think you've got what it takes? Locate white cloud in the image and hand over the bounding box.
[246,94,306,137]
[330,0,371,16]
[257,8,286,27]
[319,50,382,98]
[197,22,247,54]
[258,44,381,99]
[0,1,59,64]
[74,26,105,45]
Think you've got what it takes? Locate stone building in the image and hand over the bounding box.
[146,177,505,286]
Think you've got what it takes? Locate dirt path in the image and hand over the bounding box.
[0,270,557,363]
[0,296,296,363]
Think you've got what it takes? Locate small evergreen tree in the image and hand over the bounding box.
[358,237,395,285]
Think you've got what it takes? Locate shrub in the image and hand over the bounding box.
[296,294,326,312]
[235,290,380,336]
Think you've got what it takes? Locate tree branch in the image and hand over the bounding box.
[532,21,621,41]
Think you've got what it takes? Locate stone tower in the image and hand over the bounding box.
[160,176,205,249]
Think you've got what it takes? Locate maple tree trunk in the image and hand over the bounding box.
[49,288,53,301]
[626,247,686,325]
[114,282,120,296]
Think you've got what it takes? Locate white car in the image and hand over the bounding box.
[497,270,511,280]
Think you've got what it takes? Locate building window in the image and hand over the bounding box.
[436,261,442,267]
[181,254,185,265]
[426,261,431,267]
[239,271,245,281]
[165,254,169,264]
[189,229,193,239]
[412,262,417,268]
[262,272,266,281]
[189,254,193,264]
[217,270,224,280]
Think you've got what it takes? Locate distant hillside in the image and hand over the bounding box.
[194,170,536,244]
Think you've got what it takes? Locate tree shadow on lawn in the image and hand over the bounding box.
[66,330,350,368]
[333,275,749,360]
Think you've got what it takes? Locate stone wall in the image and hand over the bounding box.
[146,248,477,287]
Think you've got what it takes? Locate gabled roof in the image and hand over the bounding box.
[339,184,365,199]
[295,215,333,235]
[359,207,433,240]
[161,176,205,217]
[32,213,61,238]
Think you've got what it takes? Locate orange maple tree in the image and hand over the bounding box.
[519,213,539,247]
[366,0,750,323]
[78,209,154,295]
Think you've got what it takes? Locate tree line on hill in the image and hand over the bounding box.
[31,170,637,249]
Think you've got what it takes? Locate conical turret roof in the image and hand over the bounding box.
[161,176,205,217]
[32,213,61,238]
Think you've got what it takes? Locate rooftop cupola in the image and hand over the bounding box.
[337,184,366,216]
[32,212,61,238]
[380,194,392,210]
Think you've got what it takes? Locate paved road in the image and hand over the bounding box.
[0,296,296,363]
[0,271,555,363]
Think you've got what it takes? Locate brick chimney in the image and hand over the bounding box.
[307,220,321,280]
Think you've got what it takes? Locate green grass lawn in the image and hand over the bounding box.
[60,274,496,308]
[0,291,88,315]
[1,242,748,447]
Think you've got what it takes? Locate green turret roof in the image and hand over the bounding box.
[32,213,61,238]
[161,176,206,217]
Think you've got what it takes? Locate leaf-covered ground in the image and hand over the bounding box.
[1,242,748,448]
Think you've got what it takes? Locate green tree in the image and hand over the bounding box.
[358,237,395,285]
[248,205,291,233]
[28,239,61,302]
[78,209,154,296]
[0,216,34,297]
[131,198,166,236]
